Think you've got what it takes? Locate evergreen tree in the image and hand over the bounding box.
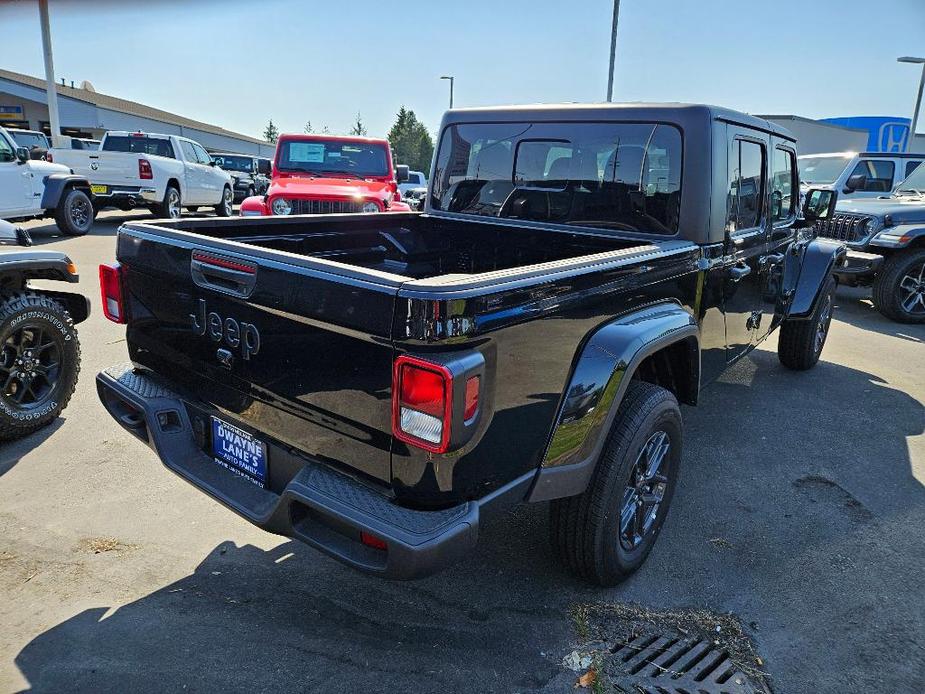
[387,106,434,176]
[349,112,368,137]
[263,119,279,143]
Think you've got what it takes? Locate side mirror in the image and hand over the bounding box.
[15,147,29,164]
[802,188,837,223]
[208,160,217,167]
[844,174,866,193]
[395,164,410,183]
[256,159,271,175]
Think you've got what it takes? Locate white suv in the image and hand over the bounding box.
[798,151,924,200]
[0,127,94,236]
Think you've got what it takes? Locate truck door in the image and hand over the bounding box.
[191,142,224,204]
[0,134,33,215]
[179,140,206,205]
[722,127,768,362]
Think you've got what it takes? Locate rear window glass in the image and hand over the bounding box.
[431,121,682,234]
[103,136,175,159]
[10,131,47,149]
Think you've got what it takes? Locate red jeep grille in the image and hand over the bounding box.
[291,199,363,215]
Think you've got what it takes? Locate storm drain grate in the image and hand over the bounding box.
[609,633,768,694]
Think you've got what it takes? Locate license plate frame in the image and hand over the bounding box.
[211,416,267,487]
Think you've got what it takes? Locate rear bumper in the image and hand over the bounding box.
[96,363,530,580]
[92,186,158,205]
[833,249,884,281]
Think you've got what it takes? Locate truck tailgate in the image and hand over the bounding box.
[117,225,399,485]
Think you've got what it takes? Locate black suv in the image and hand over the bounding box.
[820,161,925,322]
[212,153,270,203]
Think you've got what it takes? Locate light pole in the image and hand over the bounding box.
[606,0,621,102]
[440,75,454,109]
[898,56,925,153]
[38,0,62,147]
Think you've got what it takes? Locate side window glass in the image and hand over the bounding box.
[0,135,14,162]
[906,160,922,178]
[180,141,197,162]
[726,139,765,233]
[849,160,894,192]
[771,148,796,222]
[192,143,211,165]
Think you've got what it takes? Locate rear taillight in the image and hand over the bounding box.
[139,158,153,180]
[99,263,126,323]
[393,356,452,453]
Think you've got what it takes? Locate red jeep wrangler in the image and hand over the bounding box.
[240,134,411,216]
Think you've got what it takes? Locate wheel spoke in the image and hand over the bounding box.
[902,292,920,312]
[900,275,918,292]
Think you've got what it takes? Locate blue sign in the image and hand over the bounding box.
[0,105,24,120]
[820,116,911,152]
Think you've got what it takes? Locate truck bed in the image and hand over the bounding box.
[135,213,659,288]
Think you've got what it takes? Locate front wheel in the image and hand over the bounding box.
[0,292,80,440]
[872,249,925,324]
[54,188,93,236]
[550,381,682,586]
[778,277,836,370]
[214,186,233,217]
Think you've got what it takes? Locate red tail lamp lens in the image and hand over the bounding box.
[139,158,153,180]
[393,356,452,452]
[99,263,126,324]
[360,532,387,551]
[400,364,445,417]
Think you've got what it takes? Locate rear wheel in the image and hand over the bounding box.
[0,292,80,440]
[54,188,93,236]
[215,185,233,217]
[154,186,181,219]
[550,381,682,586]
[778,277,836,370]
[872,249,925,324]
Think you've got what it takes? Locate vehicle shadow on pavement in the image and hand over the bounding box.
[834,285,925,342]
[11,354,925,693]
[0,418,64,479]
[24,220,120,247]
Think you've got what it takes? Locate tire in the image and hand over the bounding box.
[0,292,80,440]
[54,188,93,236]
[778,277,836,370]
[154,186,181,219]
[214,186,233,217]
[549,381,682,586]
[871,249,925,324]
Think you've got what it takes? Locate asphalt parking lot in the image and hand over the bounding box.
[0,210,923,693]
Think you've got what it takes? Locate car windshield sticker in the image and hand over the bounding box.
[289,142,325,163]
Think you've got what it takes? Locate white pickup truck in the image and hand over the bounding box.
[51,131,233,219]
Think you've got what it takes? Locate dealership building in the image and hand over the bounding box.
[0,68,274,156]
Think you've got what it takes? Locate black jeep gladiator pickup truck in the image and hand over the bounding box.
[97,104,844,585]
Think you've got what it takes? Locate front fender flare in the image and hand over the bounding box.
[784,238,846,319]
[39,173,91,210]
[526,302,699,503]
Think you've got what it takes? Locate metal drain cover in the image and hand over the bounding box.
[609,633,768,694]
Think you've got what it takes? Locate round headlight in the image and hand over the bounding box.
[362,201,380,213]
[271,197,292,216]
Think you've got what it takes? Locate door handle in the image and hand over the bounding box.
[730,263,751,282]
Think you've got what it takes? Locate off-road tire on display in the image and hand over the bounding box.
[154,186,181,220]
[549,381,682,586]
[54,187,93,236]
[215,186,233,217]
[0,292,80,440]
[872,249,925,324]
[778,277,836,370]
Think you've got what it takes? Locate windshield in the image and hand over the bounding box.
[431,121,683,234]
[896,161,925,193]
[276,139,389,177]
[798,156,851,185]
[11,131,47,149]
[213,155,253,172]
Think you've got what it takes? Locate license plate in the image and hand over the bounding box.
[90,184,108,195]
[211,417,267,487]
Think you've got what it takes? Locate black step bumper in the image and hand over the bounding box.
[96,364,530,580]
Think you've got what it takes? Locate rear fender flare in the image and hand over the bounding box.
[784,238,846,319]
[526,302,699,503]
[39,174,91,210]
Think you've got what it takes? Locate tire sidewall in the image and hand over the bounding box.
[885,251,925,322]
[217,186,233,216]
[58,188,93,235]
[0,296,79,430]
[599,397,683,577]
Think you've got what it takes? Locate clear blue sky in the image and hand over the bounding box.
[1,0,923,140]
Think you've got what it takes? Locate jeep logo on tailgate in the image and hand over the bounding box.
[191,299,260,360]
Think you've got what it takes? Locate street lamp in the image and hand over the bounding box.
[606,0,621,102]
[440,75,454,109]
[898,56,925,153]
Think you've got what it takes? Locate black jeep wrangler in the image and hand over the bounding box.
[0,219,87,439]
[97,104,843,585]
[821,162,925,323]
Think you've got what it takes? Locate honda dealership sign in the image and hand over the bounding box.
[821,116,912,152]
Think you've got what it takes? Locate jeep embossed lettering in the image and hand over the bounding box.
[190,299,260,360]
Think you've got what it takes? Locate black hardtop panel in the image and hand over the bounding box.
[441,102,795,141]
